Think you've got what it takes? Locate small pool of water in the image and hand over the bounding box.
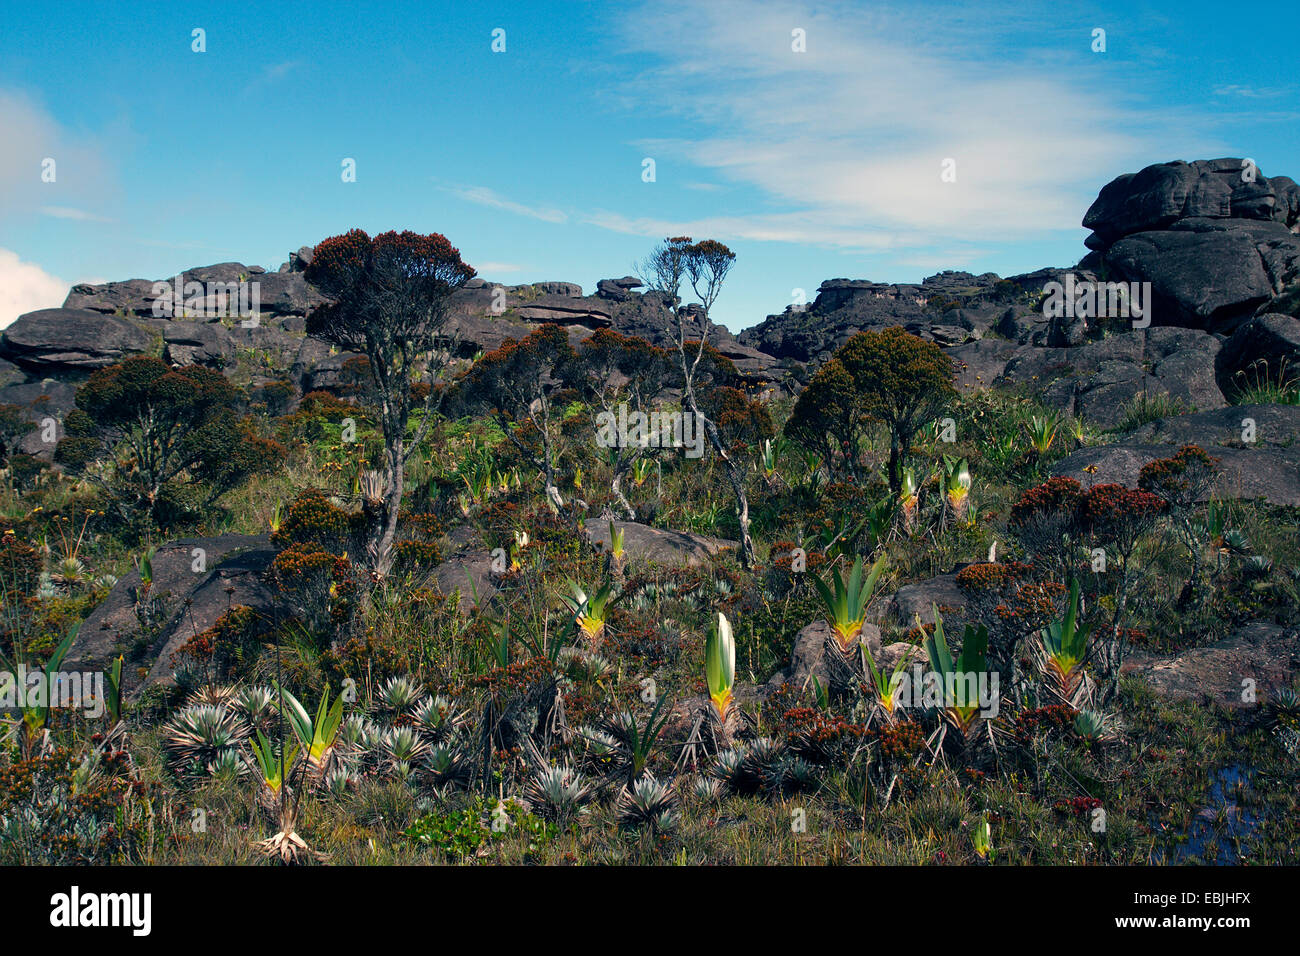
[1150,765,1260,865]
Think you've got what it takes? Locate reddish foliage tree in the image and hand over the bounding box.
[453,325,576,509]
[54,356,281,531]
[304,229,475,573]
[572,328,676,519]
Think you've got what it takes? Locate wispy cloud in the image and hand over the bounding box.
[592,0,1217,251]
[1213,85,1290,99]
[0,89,113,221]
[40,205,111,222]
[446,185,568,223]
[244,61,304,95]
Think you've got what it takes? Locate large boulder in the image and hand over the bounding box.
[884,573,966,628]
[0,358,25,388]
[995,328,1226,427]
[584,519,736,566]
[1216,313,1300,390]
[1126,403,1300,448]
[1082,158,1300,249]
[1053,441,1300,507]
[0,380,77,458]
[431,525,500,611]
[1079,160,1300,333]
[65,535,275,695]
[1100,218,1298,331]
[1125,623,1300,710]
[762,618,884,697]
[0,309,153,374]
[65,261,326,321]
[162,321,235,369]
[596,276,643,302]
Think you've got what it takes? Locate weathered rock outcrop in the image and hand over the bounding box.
[65,535,276,696]
[1052,405,1300,507]
[1082,160,1300,333]
[583,519,736,566]
[1126,623,1300,709]
[0,309,154,374]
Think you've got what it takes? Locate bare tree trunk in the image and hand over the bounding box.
[374,436,404,576]
[610,458,636,520]
[684,384,755,568]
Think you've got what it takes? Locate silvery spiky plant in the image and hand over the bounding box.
[617,773,678,831]
[163,704,250,773]
[557,646,613,685]
[712,747,748,791]
[573,725,621,771]
[376,675,425,716]
[1073,709,1109,742]
[711,738,804,797]
[692,774,723,802]
[322,766,357,798]
[337,715,383,772]
[233,685,277,730]
[525,764,594,821]
[186,685,238,708]
[412,694,462,741]
[210,748,244,778]
[423,744,472,792]
[382,726,430,769]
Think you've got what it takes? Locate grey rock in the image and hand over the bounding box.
[762,618,883,697]
[1126,623,1300,709]
[0,309,153,374]
[1053,442,1300,506]
[66,535,275,695]
[584,519,736,566]
[1217,313,1300,390]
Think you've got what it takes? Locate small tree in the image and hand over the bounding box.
[454,325,576,510]
[0,404,33,466]
[304,229,475,574]
[55,356,278,530]
[1138,445,1220,606]
[641,236,756,568]
[832,328,956,494]
[784,357,862,479]
[572,328,675,519]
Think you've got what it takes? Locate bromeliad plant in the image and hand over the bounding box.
[561,580,615,647]
[705,612,736,722]
[1026,413,1059,456]
[863,643,917,721]
[942,455,972,526]
[812,554,887,652]
[247,729,299,809]
[277,684,345,772]
[0,627,77,757]
[1039,578,1093,703]
[608,521,626,562]
[898,467,920,535]
[924,608,991,735]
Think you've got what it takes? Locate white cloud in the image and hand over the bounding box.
[0,249,68,330]
[597,0,1218,251]
[447,185,569,223]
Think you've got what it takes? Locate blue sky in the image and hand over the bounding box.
[2,0,1297,332]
